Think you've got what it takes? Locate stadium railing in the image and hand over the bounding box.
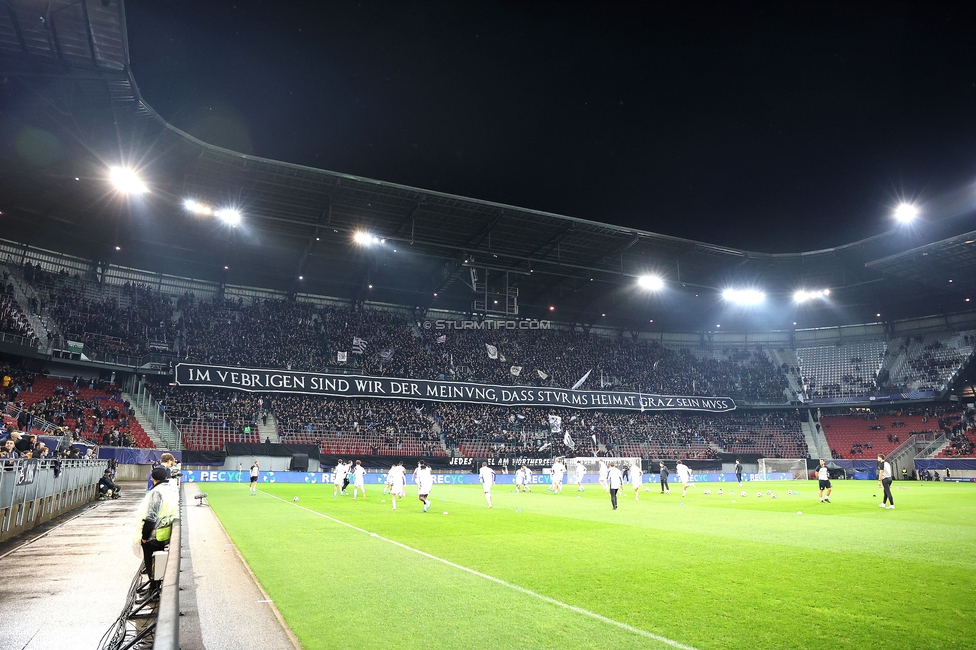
[0,458,108,542]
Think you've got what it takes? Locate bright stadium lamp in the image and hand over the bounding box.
[722,288,765,305]
[354,231,380,246]
[214,208,241,226]
[184,199,213,216]
[893,203,918,223]
[794,289,830,304]
[109,167,147,194]
[637,275,664,290]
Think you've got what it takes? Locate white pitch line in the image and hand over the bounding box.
[261,491,698,650]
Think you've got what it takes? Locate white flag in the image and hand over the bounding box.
[436,334,447,343]
[536,369,548,380]
[352,337,367,354]
[337,351,348,363]
[485,344,498,359]
[499,353,507,363]
[572,369,592,390]
[538,442,551,452]
[548,414,562,433]
[510,365,522,376]
[592,434,598,445]
[563,431,575,449]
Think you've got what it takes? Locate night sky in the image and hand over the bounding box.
[125,1,976,253]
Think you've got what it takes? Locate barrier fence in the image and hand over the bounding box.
[0,458,109,542]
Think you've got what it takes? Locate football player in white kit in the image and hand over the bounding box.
[333,459,347,498]
[598,460,610,493]
[521,465,533,492]
[415,461,433,512]
[479,461,495,508]
[676,459,695,497]
[383,464,396,495]
[575,460,586,491]
[515,465,527,493]
[389,461,406,510]
[550,459,565,493]
[630,459,643,500]
[352,459,367,500]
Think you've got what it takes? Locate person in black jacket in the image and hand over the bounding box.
[659,461,670,494]
[98,470,121,499]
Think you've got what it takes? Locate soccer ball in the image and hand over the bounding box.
[771,493,777,499]
[766,490,772,495]
[741,491,747,497]
[717,489,723,495]
[788,489,793,495]
[703,489,711,494]
[757,492,763,498]
[293,496,299,502]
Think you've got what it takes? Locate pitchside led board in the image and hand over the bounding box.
[180,470,795,484]
[174,363,736,413]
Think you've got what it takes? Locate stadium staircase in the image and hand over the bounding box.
[123,390,179,450]
[768,347,804,401]
[258,412,280,443]
[800,412,829,458]
[1,265,50,351]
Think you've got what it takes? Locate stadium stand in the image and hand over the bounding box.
[5,375,154,448]
[796,340,887,398]
[887,332,975,393]
[820,410,942,459]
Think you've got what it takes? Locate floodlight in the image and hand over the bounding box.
[793,289,830,304]
[109,167,147,194]
[722,288,765,305]
[214,208,241,226]
[184,199,213,216]
[637,275,664,291]
[352,230,380,246]
[893,203,918,223]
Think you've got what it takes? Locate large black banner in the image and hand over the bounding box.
[175,363,735,412]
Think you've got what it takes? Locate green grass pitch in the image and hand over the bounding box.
[202,479,975,649]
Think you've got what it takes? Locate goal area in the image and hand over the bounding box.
[757,458,807,480]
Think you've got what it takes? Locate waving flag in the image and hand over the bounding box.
[485,344,498,359]
[572,369,592,390]
[352,337,367,354]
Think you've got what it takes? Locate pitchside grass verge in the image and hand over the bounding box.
[204,480,976,650]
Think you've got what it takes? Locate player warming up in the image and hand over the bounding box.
[630,459,643,499]
[352,460,367,500]
[479,461,495,508]
[389,462,406,510]
[735,459,743,487]
[550,459,565,493]
[878,454,895,509]
[415,461,433,512]
[676,459,694,497]
[607,462,623,510]
[817,459,832,503]
[575,460,586,492]
[333,459,348,498]
[249,460,259,496]
[515,465,527,493]
[598,460,610,493]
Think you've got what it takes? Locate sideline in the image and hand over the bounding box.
[260,490,699,650]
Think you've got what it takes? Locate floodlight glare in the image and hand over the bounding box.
[184,199,213,216]
[354,231,380,246]
[894,203,918,223]
[109,167,147,194]
[793,289,830,304]
[637,275,664,291]
[214,208,241,226]
[722,288,765,305]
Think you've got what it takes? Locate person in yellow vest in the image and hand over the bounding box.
[134,467,180,599]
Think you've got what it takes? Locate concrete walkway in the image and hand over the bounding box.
[0,483,144,650]
[179,483,299,650]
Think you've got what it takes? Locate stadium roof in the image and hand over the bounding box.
[2,0,976,332]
